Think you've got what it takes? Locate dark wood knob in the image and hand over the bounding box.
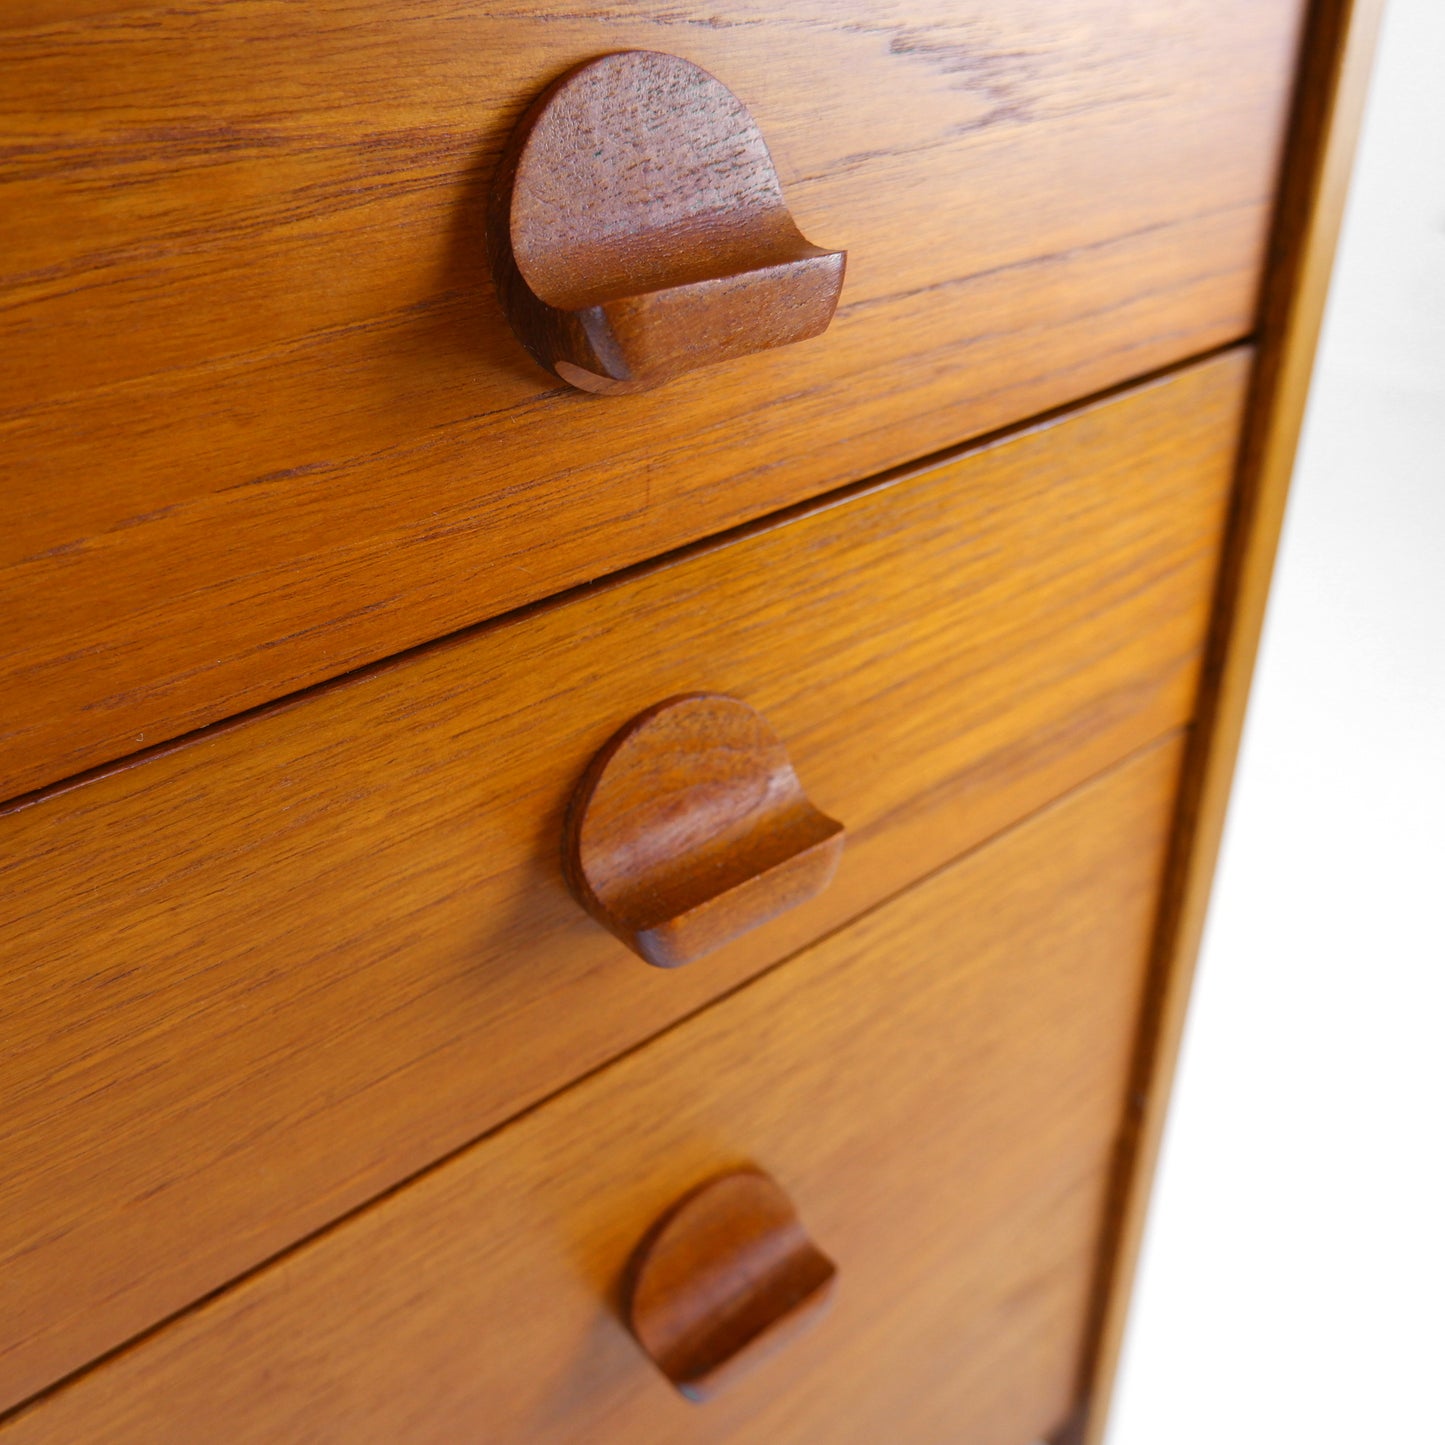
[562,694,845,968]
[624,1169,837,1401]
[488,50,846,395]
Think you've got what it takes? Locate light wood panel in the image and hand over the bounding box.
[0,0,1307,796]
[0,354,1247,1411]
[0,737,1186,1444]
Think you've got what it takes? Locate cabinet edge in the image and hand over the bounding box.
[1076,1,1389,1440]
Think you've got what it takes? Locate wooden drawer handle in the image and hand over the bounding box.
[625,1169,837,1401]
[488,50,846,395]
[562,694,845,968]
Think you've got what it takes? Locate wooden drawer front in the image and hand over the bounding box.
[0,353,1243,1410]
[0,0,1305,797]
[0,739,1183,1444]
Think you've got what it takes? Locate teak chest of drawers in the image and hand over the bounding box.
[0,2,1379,1441]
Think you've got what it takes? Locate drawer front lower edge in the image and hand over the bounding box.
[0,0,1306,795]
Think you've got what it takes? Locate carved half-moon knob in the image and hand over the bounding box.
[624,1169,837,1401]
[488,50,846,395]
[562,694,845,968]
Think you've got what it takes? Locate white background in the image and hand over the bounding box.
[1107,1,1445,1440]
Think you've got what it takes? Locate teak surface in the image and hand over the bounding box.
[562,694,846,967]
[0,0,1306,797]
[491,50,845,393]
[624,1168,838,1401]
[0,739,1186,1444]
[0,354,1247,1410]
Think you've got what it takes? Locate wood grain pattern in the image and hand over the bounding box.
[0,355,1246,1410]
[1077,3,1389,1440]
[624,1168,837,1401]
[490,50,845,394]
[563,694,845,967]
[0,737,1186,1444]
[0,0,1307,797]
